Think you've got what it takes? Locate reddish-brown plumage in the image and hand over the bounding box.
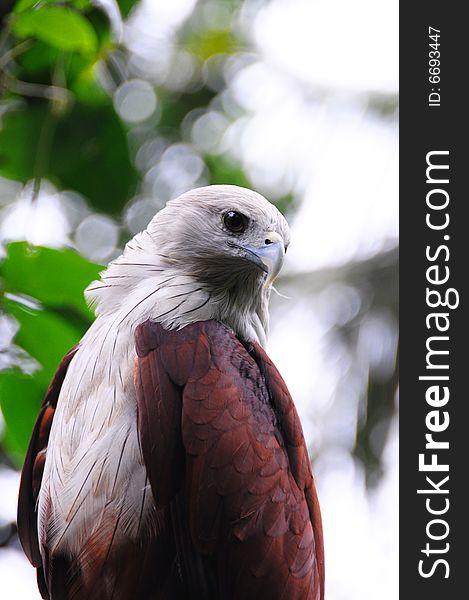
[18,347,78,570]
[135,319,324,600]
[17,347,78,598]
[18,319,324,599]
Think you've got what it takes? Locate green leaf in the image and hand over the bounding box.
[14,0,93,11]
[0,107,38,182]
[0,243,98,458]
[13,6,98,55]
[74,0,92,9]
[116,0,138,18]
[1,242,100,320]
[4,297,83,386]
[71,61,110,106]
[13,1,93,13]
[14,0,92,12]
[205,154,250,188]
[0,104,137,213]
[52,104,138,212]
[16,39,60,74]
[14,0,42,12]
[0,371,43,457]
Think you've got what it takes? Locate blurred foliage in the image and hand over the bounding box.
[2,242,99,320]
[0,242,100,462]
[0,105,137,211]
[0,0,398,495]
[0,0,136,212]
[279,248,399,487]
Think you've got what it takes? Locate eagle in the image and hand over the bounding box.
[17,185,324,600]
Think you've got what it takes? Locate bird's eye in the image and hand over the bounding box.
[223,211,248,233]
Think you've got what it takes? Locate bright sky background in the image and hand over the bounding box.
[0,0,398,597]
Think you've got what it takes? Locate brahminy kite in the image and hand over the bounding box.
[18,185,324,599]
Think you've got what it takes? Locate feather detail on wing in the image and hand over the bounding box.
[134,319,324,600]
[17,346,78,595]
[248,341,325,600]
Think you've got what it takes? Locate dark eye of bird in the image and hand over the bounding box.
[223,211,248,233]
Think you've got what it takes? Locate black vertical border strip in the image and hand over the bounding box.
[400,4,467,598]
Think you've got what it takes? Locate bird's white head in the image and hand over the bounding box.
[86,185,290,346]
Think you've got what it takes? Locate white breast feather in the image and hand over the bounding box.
[37,231,214,559]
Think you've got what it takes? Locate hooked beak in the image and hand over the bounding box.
[241,231,285,283]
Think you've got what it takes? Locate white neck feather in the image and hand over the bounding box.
[84,228,269,352]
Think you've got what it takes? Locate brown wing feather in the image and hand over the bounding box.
[17,347,78,599]
[17,346,78,568]
[249,341,325,600]
[135,319,324,600]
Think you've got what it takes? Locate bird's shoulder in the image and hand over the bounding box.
[135,318,244,355]
[135,319,257,381]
